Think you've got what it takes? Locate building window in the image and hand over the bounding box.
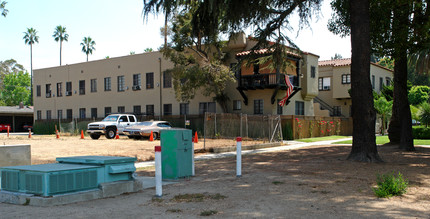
[46,84,52,98]
[117,76,125,92]
[379,77,383,91]
[199,102,216,114]
[253,63,260,74]
[56,83,62,97]
[146,72,154,89]
[36,85,41,97]
[311,66,316,78]
[57,110,63,120]
[254,99,263,114]
[146,105,154,116]
[371,75,375,89]
[36,110,42,120]
[341,74,351,84]
[66,109,72,119]
[133,105,141,114]
[46,110,52,120]
[91,79,97,92]
[163,104,172,115]
[332,106,341,116]
[132,74,141,90]
[386,77,391,86]
[118,106,125,113]
[233,100,242,111]
[79,108,86,119]
[318,77,331,91]
[104,107,111,116]
[79,80,85,95]
[163,71,172,88]
[180,103,189,115]
[104,77,111,91]
[66,82,72,96]
[91,108,97,119]
[277,99,283,115]
[295,101,304,115]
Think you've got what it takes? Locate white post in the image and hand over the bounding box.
[192,138,195,176]
[236,137,242,177]
[155,146,162,197]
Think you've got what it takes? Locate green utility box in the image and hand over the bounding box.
[160,128,193,179]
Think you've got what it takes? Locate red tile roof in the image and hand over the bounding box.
[318,58,394,72]
[236,48,301,58]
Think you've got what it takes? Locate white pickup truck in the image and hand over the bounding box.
[86,114,138,139]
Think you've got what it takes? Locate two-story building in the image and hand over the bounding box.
[33,33,320,121]
[315,58,394,117]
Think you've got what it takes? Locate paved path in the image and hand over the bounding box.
[135,138,352,168]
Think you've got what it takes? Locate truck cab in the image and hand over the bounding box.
[87,114,138,139]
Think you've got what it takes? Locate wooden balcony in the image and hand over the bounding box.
[238,73,298,90]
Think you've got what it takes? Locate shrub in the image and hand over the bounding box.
[418,102,430,127]
[412,126,430,139]
[373,172,408,198]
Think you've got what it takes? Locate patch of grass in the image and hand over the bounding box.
[333,136,430,145]
[23,198,30,206]
[200,210,218,216]
[297,136,348,143]
[373,172,408,198]
[166,209,182,213]
[172,193,205,202]
[152,197,163,203]
[272,181,284,185]
[208,193,227,200]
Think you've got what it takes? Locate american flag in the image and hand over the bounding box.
[278,75,294,107]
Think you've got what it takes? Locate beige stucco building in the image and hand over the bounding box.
[33,34,320,121]
[316,58,394,117]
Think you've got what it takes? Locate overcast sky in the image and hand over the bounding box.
[0,0,351,72]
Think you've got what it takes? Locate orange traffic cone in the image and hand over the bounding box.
[80,130,84,139]
[149,131,154,141]
[28,129,31,138]
[56,130,60,139]
[115,129,120,139]
[194,131,198,143]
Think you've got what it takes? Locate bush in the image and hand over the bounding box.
[373,172,408,198]
[412,126,430,139]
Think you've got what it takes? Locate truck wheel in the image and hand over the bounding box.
[106,128,116,139]
[152,132,158,140]
[90,134,101,140]
[128,136,135,139]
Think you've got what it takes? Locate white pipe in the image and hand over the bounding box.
[155,146,162,197]
[192,140,195,176]
[236,137,242,177]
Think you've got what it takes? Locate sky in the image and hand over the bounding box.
[0,0,351,72]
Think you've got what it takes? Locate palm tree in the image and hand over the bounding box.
[23,27,39,105]
[53,25,69,66]
[80,37,96,62]
[0,1,8,17]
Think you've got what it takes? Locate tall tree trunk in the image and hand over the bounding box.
[347,0,382,162]
[387,2,415,151]
[60,41,62,66]
[30,44,33,105]
[86,53,88,62]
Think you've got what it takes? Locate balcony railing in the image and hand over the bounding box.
[238,73,298,89]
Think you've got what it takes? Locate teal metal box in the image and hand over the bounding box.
[1,163,99,196]
[160,129,193,179]
[56,156,136,183]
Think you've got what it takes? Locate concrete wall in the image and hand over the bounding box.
[0,144,31,167]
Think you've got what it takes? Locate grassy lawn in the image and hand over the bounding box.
[332,135,430,145]
[296,135,350,143]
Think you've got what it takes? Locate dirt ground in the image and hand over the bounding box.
[0,134,265,164]
[1,135,429,218]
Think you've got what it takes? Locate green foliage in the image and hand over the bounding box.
[33,120,57,135]
[408,86,430,105]
[200,210,217,216]
[331,53,343,60]
[418,102,430,127]
[410,105,420,121]
[0,59,25,75]
[373,172,408,198]
[374,96,392,134]
[0,71,31,105]
[412,126,430,139]
[81,36,96,61]
[380,83,393,101]
[1,1,8,17]
[144,48,153,52]
[376,56,394,70]
[23,27,39,46]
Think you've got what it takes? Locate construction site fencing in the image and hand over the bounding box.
[33,114,353,140]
